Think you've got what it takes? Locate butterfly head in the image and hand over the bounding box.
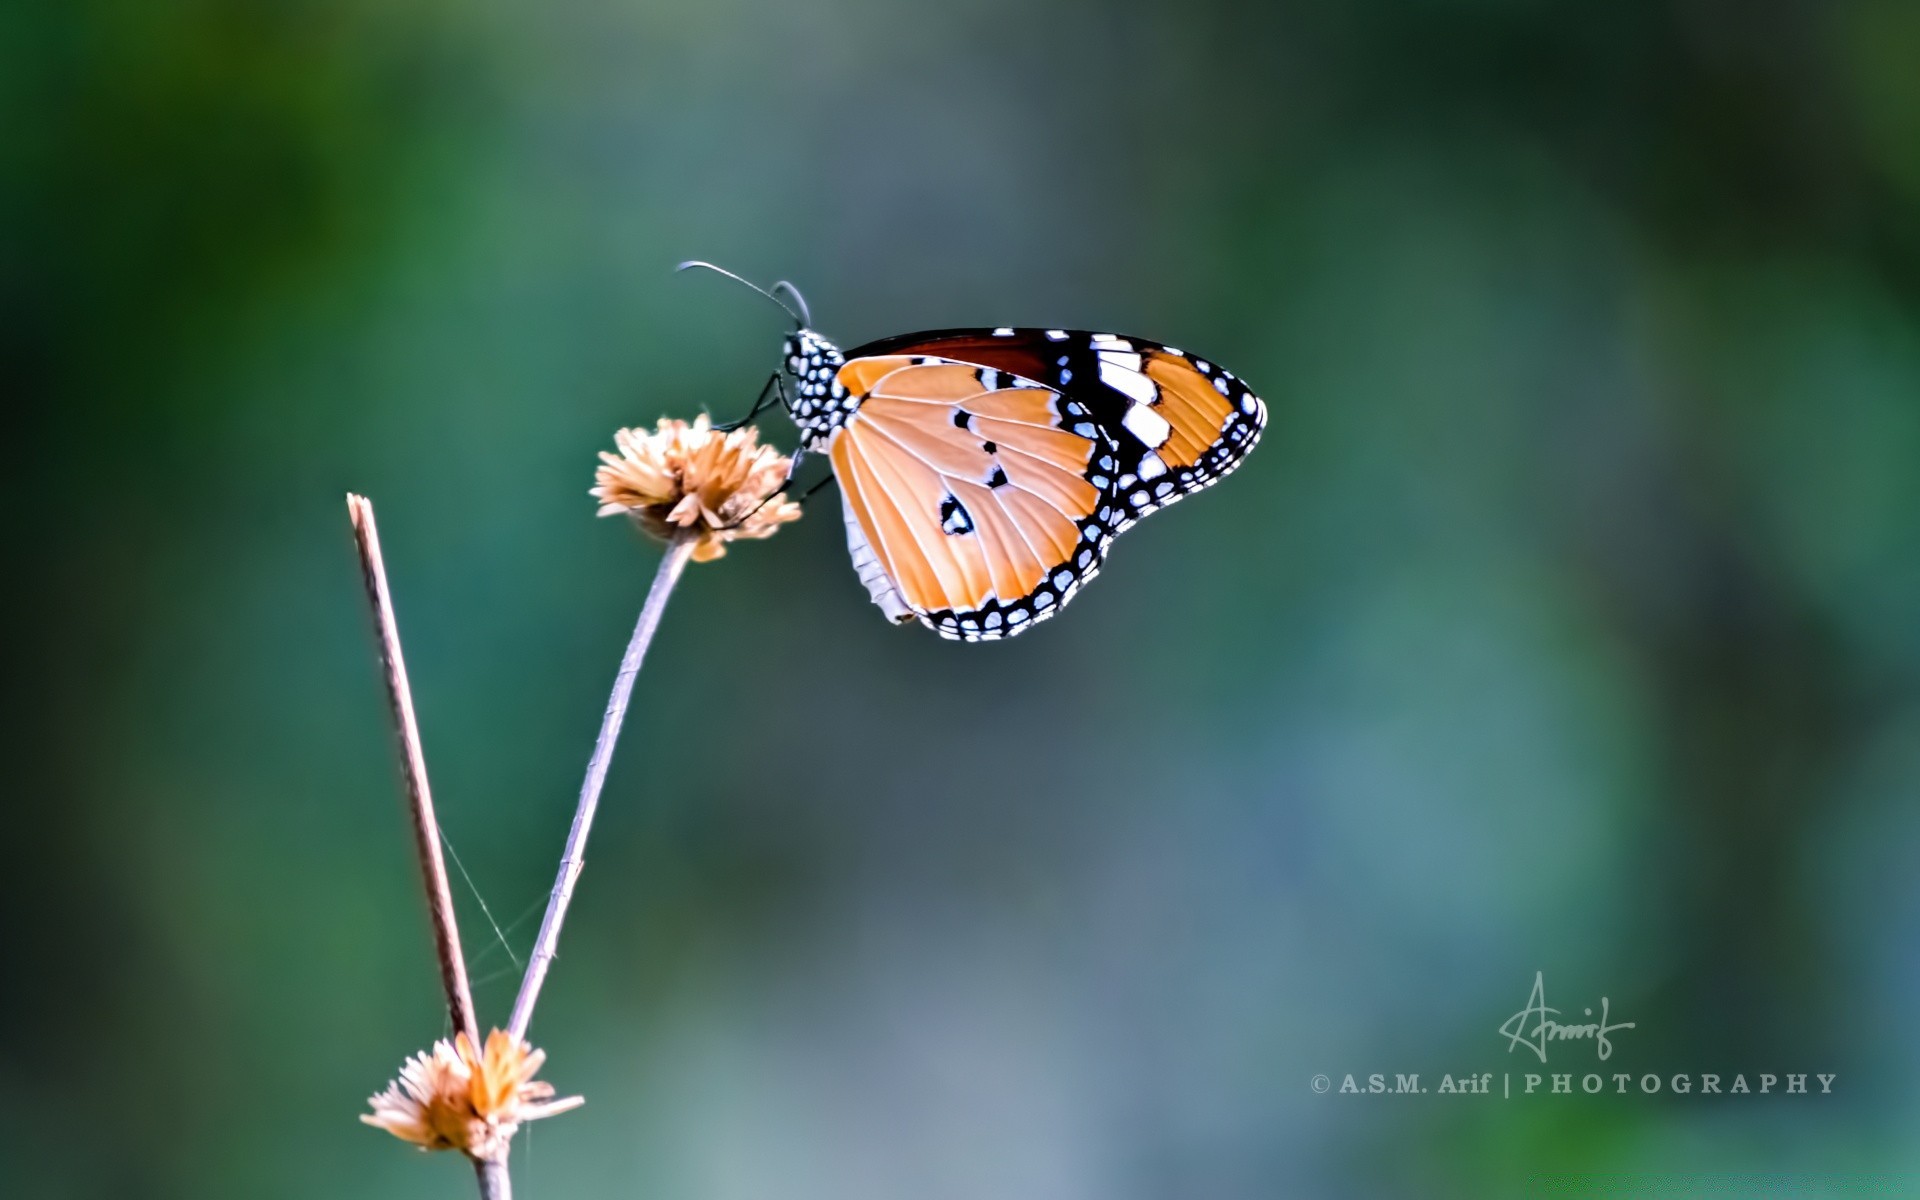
[674,262,856,448]
[783,328,852,449]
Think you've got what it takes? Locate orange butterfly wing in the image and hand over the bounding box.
[828,356,1113,640]
[826,329,1265,641]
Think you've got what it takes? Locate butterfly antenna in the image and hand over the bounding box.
[770,280,812,329]
[675,260,806,327]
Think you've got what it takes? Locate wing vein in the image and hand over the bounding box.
[859,409,965,478]
[982,483,1050,587]
[850,424,972,609]
[993,442,1092,521]
[841,430,948,611]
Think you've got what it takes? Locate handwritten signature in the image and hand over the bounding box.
[1498,971,1635,1062]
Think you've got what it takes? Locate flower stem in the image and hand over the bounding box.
[476,1157,511,1200]
[508,532,697,1041]
[347,494,482,1046]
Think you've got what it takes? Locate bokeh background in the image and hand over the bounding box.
[8,0,1920,1196]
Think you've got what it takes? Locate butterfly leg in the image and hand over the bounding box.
[713,452,835,531]
[708,439,817,530]
[713,372,784,432]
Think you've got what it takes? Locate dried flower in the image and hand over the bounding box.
[362,1030,583,1161]
[592,415,802,561]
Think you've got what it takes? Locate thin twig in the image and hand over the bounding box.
[352,494,518,1200]
[346,497,482,1046]
[508,532,697,1040]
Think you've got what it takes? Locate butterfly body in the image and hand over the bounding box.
[775,324,1266,641]
[784,328,855,450]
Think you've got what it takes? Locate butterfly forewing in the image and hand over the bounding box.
[846,328,1266,526]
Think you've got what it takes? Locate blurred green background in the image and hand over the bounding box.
[7,0,1920,1196]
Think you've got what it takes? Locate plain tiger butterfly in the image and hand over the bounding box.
[682,263,1267,641]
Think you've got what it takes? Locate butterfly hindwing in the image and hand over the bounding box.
[829,355,1116,640]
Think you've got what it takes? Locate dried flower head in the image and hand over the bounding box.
[363,1030,583,1161]
[592,415,802,561]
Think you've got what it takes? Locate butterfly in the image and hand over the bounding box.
[682,263,1267,641]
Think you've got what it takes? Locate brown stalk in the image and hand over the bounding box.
[347,494,504,1199]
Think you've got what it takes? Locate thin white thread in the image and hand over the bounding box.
[468,964,522,989]
[465,896,547,971]
[440,830,523,971]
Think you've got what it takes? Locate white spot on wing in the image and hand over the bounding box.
[1122,402,1172,447]
[1100,360,1158,405]
[1138,450,1167,480]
